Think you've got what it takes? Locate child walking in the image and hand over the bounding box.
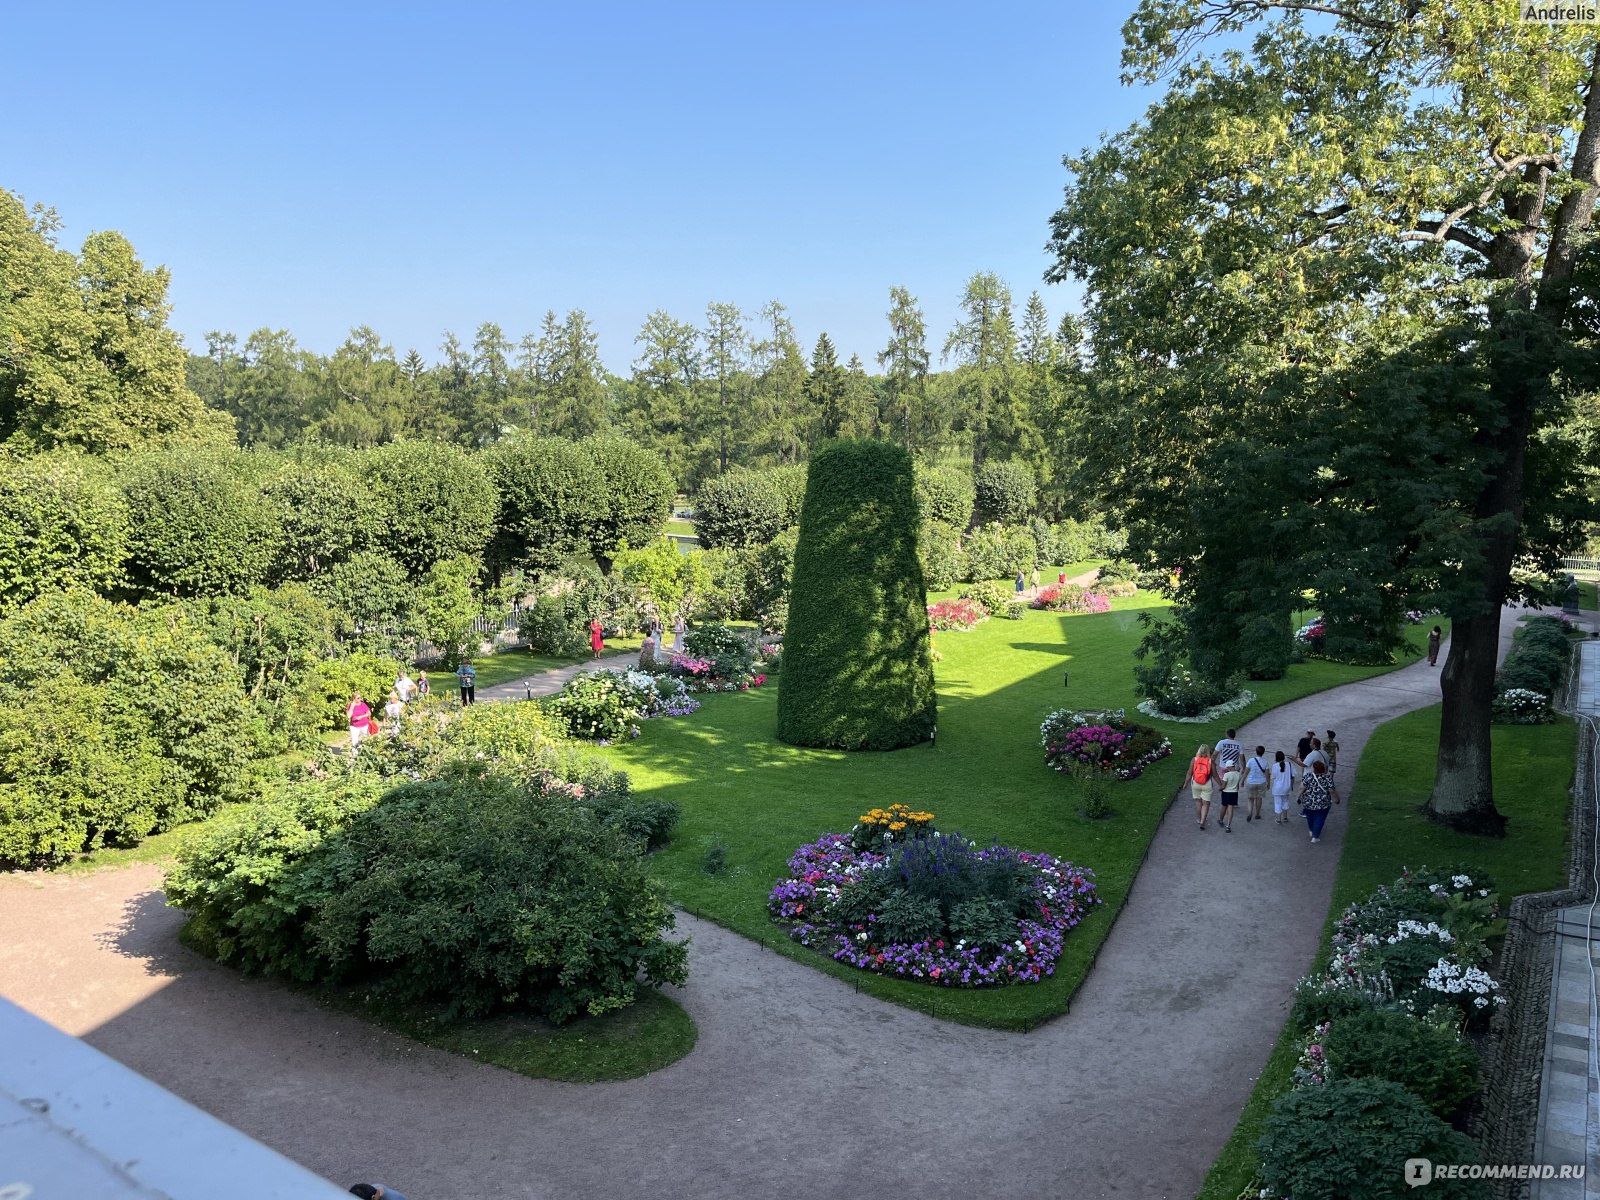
[1270,750,1297,824]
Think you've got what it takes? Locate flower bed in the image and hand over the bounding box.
[1030,583,1110,614]
[1135,688,1256,724]
[767,826,1100,989]
[548,668,701,741]
[1491,686,1555,725]
[1250,867,1505,1199]
[927,598,986,631]
[1038,709,1172,780]
[669,652,769,693]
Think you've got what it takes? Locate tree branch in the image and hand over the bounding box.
[1399,221,1492,257]
[1197,0,1400,33]
[1539,44,1600,321]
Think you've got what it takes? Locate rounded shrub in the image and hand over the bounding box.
[778,440,936,750]
[0,452,128,616]
[121,447,281,597]
[1259,1078,1486,1200]
[168,770,690,1023]
[914,463,975,529]
[1323,1009,1480,1119]
[972,460,1036,524]
[363,440,498,574]
[919,520,963,591]
[694,468,788,549]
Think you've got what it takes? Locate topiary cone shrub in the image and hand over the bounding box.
[777,439,936,750]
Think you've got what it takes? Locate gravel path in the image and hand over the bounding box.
[0,614,1520,1200]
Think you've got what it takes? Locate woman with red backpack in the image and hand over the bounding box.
[1188,743,1217,830]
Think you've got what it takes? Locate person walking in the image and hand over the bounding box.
[1298,759,1340,843]
[1218,760,1241,832]
[1427,625,1442,666]
[1031,566,1041,595]
[395,671,416,704]
[1015,569,1026,597]
[346,693,372,754]
[383,690,403,732]
[1270,750,1297,824]
[672,612,687,650]
[1214,728,1243,774]
[1188,743,1217,830]
[415,670,430,698]
[1297,737,1327,774]
[1296,730,1315,761]
[1243,745,1270,823]
[589,617,605,659]
[1324,730,1340,775]
[455,660,476,706]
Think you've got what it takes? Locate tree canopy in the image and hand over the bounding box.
[1048,0,1600,830]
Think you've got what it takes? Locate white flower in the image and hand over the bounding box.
[1451,874,1472,889]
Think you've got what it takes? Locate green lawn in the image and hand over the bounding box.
[332,988,698,1083]
[1196,706,1576,1200]
[1580,579,1597,611]
[594,597,1449,1030]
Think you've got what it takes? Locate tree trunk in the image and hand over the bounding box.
[1425,314,1540,835]
[1429,608,1506,834]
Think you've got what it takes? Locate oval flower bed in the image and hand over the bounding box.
[1031,583,1110,614]
[767,826,1100,988]
[1039,709,1172,780]
[927,598,986,631]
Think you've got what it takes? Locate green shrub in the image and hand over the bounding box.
[519,593,588,656]
[364,441,497,574]
[1323,1009,1480,1119]
[702,837,730,875]
[121,447,281,598]
[682,622,757,681]
[873,891,944,945]
[694,468,788,549]
[949,896,1020,950]
[261,455,373,583]
[958,579,1012,616]
[308,550,416,654]
[972,460,1036,524]
[1052,519,1096,565]
[0,452,128,616]
[1259,1078,1486,1200]
[778,440,936,750]
[1001,598,1027,620]
[919,520,964,591]
[168,770,689,1021]
[914,463,975,528]
[1291,975,1385,1029]
[1495,645,1566,696]
[1237,610,1293,680]
[547,670,650,741]
[1097,559,1138,585]
[0,675,180,867]
[961,522,1037,582]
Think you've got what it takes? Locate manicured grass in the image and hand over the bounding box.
[1580,579,1597,611]
[665,518,697,537]
[595,598,1451,1030]
[336,988,698,1083]
[1196,706,1576,1200]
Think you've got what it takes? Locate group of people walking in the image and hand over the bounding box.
[345,669,432,752]
[1185,727,1342,842]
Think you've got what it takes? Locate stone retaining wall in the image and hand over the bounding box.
[1476,716,1596,1199]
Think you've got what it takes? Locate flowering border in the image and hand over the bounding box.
[767,833,1100,988]
[1136,689,1256,724]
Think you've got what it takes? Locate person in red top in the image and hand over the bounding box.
[589,618,604,659]
[1188,742,1217,830]
[347,693,372,753]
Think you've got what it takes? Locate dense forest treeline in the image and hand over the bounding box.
[187,278,1092,507]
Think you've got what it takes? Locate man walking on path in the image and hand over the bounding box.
[456,660,476,706]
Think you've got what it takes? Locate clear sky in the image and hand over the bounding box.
[3,1,1158,372]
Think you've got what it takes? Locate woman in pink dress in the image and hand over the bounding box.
[347,694,372,753]
[589,618,604,659]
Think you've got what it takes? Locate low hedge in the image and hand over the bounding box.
[1323,1009,1480,1119]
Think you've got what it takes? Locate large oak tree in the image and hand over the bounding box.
[1049,2,1600,831]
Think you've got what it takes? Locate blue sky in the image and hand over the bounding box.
[3,2,1158,372]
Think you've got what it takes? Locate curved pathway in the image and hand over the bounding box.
[0,617,1520,1199]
